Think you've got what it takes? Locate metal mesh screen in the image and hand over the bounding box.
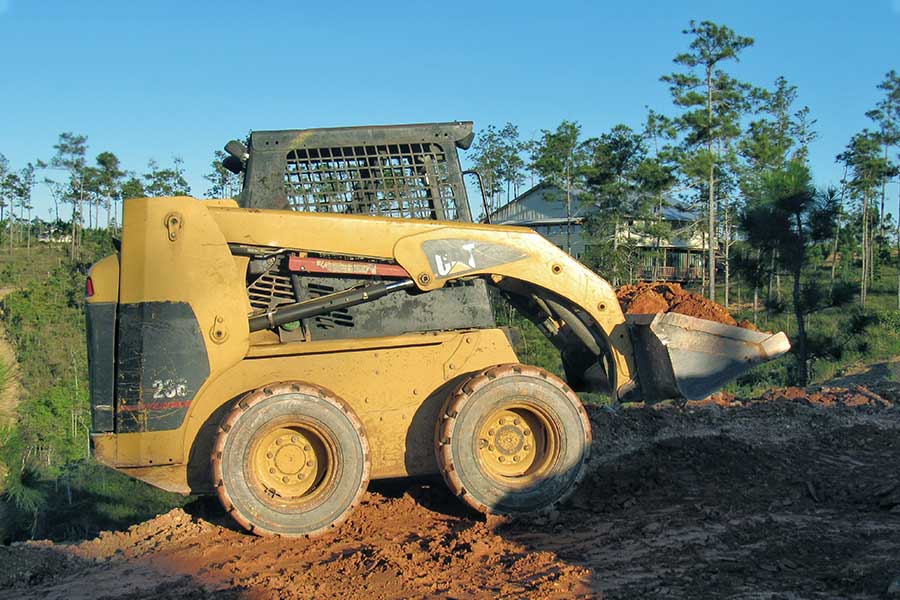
[284,143,460,219]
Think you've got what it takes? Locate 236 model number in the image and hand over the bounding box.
[152,378,188,399]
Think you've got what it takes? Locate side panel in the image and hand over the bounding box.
[115,302,210,432]
[115,197,250,444]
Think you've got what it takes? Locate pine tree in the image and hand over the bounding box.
[837,131,893,307]
[530,121,587,254]
[204,150,243,200]
[95,152,125,229]
[143,157,191,197]
[661,20,754,301]
[48,133,88,260]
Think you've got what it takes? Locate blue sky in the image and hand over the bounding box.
[1,0,899,220]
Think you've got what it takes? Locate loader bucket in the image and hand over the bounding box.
[626,312,791,403]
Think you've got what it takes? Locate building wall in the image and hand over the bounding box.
[528,222,589,258]
[491,184,591,224]
[492,183,708,267]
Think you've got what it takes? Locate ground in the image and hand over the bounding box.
[2,372,900,600]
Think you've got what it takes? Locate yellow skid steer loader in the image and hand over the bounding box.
[86,122,789,536]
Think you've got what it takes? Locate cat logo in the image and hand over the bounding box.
[422,239,528,279]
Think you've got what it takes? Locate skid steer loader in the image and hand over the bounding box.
[86,122,790,536]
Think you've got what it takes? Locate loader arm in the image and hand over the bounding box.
[209,203,639,398]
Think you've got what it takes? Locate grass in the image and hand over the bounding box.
[0,243,71,289]
[724,265,900,395]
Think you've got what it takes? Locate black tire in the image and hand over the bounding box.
[435,364,591,515]
[211,381,369,537]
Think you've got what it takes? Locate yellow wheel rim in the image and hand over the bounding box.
[476,403,558,485]
[250,423,333,501]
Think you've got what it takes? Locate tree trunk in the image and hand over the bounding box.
[793,271,807,386]
[723,201,730,307]
[565,169,572,255]
[706,65,716,302]
[70,198,77,260]
[830,223,839,297]
[880,143,888,232]
[700,230,707,292]
[8,199,13,254]
[775,251,782,302]
[793,212,808,386]
[861,189,869,308]
[832,166,847,298]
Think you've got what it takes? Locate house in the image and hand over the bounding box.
[489,183,708,281]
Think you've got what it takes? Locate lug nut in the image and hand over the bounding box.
[523,429,531,437]
[524,445,530,451]
[269,467,276,474]
[498,456,505,463]
[304,445,311,452]
[306,460,313,467]
[282,476,290,483]
[513,456,520,462]
[478,439,488,449]
[291,436,299,443]
[266,452,273,459]
[513,418,520,426]
[488,429,495,436]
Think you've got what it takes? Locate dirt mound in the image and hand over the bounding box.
[616,281,742,327]
[1,494,592,600]
[4,394,900,599]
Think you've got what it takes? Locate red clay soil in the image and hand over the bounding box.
[4,389,900,599]
[684,384,895,409]
[757,385,893,408]
[616,281,746,328]
[0,493,593,600]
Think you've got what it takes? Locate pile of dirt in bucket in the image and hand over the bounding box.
[616,282,756,330]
